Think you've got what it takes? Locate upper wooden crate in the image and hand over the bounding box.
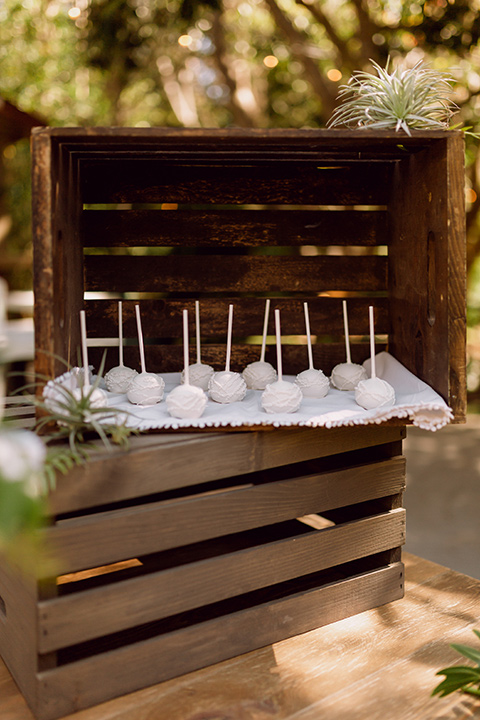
[31,128,466,420]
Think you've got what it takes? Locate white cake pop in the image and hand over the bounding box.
[209,304,247,404]
[127,305,164,406]
[181,301,214,391]
[331,300,368,390]
[128,372,165,406]
[355,306,395,410]
[295,302,329,399]
[262,309,302,414]
[75,310,108,409]
[105,301,138,393]
[167,309,207,419]
[242,299,277,390]
[355,376,395,409]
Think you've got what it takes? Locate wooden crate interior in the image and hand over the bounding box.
[32,128,466,419]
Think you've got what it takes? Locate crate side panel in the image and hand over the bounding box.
[36,563,404,720]
[0,560,39,708]
[38,509,405,653]
[45,456,406,574]
[389,136,466,419]
[47,426,406,515]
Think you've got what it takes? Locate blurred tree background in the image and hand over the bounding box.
[1,0,480,385]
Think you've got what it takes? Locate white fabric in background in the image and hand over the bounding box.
[95,352,453,433]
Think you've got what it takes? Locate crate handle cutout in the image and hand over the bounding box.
[0,595,6,620]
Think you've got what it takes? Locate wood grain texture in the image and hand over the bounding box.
[44,456,406,574]
[47,425,405,515]
[38,509,406,652]
[86,340,386,376]
[2,554,480,720]
[78,160,392,205]
[389,135,466,420]
[80,209,388,247]
[0,560,38,708]
[84,254,388,294]
[85,296,390,338]
[35,563,404,720]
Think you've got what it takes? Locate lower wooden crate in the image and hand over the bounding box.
[0,425,406,720]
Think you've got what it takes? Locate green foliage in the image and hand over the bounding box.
[433,630,480,699]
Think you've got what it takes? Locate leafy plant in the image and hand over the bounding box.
[433,629,480,699]
[328,59,457,136]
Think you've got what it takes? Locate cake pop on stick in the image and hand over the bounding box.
[261,308,302,413]
[73,310,108,406]
[355,305,395,410]
[242,298,277,390]
[331,300,368,390]
[127,304,165,406]
[208,304,247,403]
[295,302,329,398]
[181,300,214,391]
[167,310,208,419]
[104,301,138,393]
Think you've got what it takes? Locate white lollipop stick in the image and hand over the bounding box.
[343,299,352,365]
[275,308,283,381]
[369,305,376,379]
[118,301,124,367]
[195,300,201,365]
[260,298,270,363]
[183,309,190,386]
[303,302,314,370]
[135,304,147,374]
[79,310,90,389]
[225,304,233,372]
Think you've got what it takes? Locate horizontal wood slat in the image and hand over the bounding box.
[87,341,387,376]
[85,297,390,338]
[84,255,388,294]
[79,160,392,205]
[47,427,405,516]
[38,509,405,653]
[36,563,404,720]
[80,209,389,248]
[45,456,405,574]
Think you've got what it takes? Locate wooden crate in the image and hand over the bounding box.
[0,425,405,720]
[0,128,463,719]
[31,128,466,420]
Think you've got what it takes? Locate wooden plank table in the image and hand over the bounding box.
[2,553,479,720]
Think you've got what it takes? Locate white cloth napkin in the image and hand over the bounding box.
[93,352,453,433]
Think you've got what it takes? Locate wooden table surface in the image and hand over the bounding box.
[1,553,480,720]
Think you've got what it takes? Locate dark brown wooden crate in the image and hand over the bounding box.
[0,426,406,720]
[31,128,466,420]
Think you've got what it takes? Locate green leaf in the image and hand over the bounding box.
[432,666,480,697]
[451,642,480,666]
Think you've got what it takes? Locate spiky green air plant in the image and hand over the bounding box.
[327,59,457,136]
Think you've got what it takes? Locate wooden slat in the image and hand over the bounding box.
[87,340,386,376]
[85,297,390,338]
[80,209,389,248]
[45,457,405,574]
[38,509,405,653]
[46,426,405,515]
[35,563,404,720]
[84,255,388,294]
[79,160,392,205]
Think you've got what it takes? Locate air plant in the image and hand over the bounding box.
[14,352,137,488]
[327,59,457,136]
